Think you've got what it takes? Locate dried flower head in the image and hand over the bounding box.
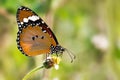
[43,56,61,70]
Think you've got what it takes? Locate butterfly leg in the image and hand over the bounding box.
[45,54,50,60]
[59,52,63,57]
[55,53,58,57]
[45,54,48,60]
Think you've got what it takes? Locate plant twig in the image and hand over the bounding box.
[22,66,44,80]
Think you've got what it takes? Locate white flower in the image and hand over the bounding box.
[91,34,109,51]
[54,64,59,70]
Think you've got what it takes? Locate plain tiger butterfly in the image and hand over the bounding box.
[16,6,75,62]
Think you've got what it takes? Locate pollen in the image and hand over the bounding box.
[52,56,61,65]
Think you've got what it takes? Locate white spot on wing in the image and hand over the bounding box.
[23,18,28,22]
[42,21,44,24]
[23,8,26,10]
[18,24,21,27]
[26,8,29,10]
[19,31,21,33]
[36,23,40,25]
[43,30,46,33]
[19,7,22,10]
[28,15,39,21]
[17,22,20,25]
[17,45,20,47]
[21,22,23,24]
[17,38,20,40]
[19,48,22,50]
[17,41,19,44]
[17,33,20,36]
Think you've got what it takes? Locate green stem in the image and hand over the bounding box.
[22,66,44,80]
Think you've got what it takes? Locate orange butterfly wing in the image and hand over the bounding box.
[16,6,58,56]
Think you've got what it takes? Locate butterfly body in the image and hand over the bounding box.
[16,6,65,56]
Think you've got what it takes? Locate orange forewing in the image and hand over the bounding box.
[18,10,34,22]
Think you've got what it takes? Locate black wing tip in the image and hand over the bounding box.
[17,6,31,12]
[18,6,27,10]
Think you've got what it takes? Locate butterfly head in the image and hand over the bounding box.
[50,45,76,62]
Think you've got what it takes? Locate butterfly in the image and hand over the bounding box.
[16,6,75,62]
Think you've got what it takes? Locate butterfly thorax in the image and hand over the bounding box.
[50,45,65,55]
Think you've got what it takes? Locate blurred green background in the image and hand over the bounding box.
[0,0,120,80]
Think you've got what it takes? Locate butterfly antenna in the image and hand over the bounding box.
[65,48,76,63]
